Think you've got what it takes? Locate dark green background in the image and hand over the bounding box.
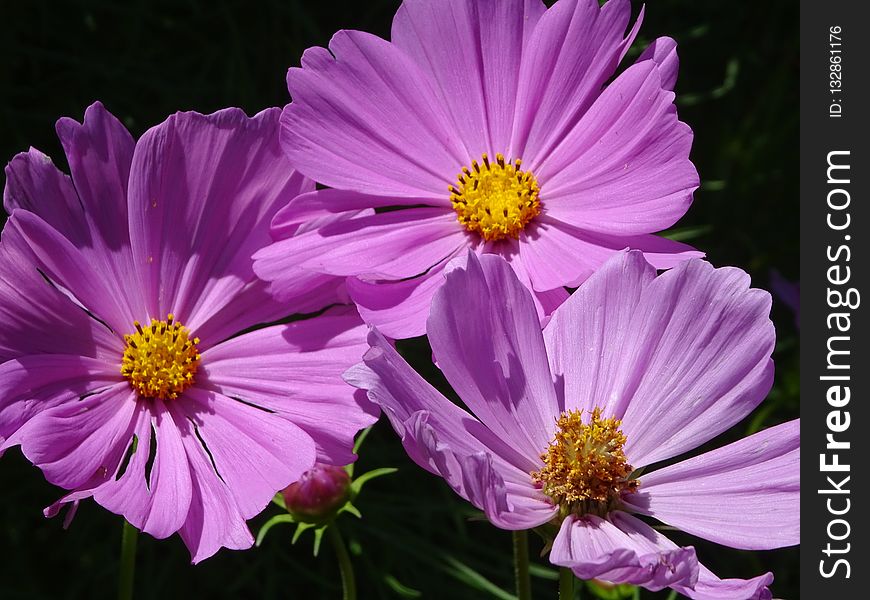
[0,1,799,598]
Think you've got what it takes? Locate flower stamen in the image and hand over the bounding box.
[532,407,638,517]
[121,313,200,400]
[450,153,541,242]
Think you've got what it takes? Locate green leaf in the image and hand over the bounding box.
[528,563,559,581]
[442,555,517,600]
[384,574,423,598]
[661,225,712,242]
[700,179,727,192]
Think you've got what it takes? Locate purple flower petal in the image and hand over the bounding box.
[345,257,456,339]
[342,243,564,341]
[492,245,571,323]
[127,107,315,344]
[14,383,138,490]
[393,0,547,156]
[511,0,641,160]
[637,36,679,91]
[518,218,622,290]
[47,103,152,321]
[674,566,773,600]
[618,230,704,269]
[259,207,466,280]
[532,286,570,326]
[200,306,376,466]
[535,60,698,236]
[93,401,194,539]
[543,250,656,415]
[544,251,775,467]
[625,419,799,550]
[253,192,383,308]
[47,381,325,564]
[0,223,121,362]
[0,355,121,452]
[173,387,317,519]
[428,252,559,459]
[193,271,346,345]
[9,211,139,337]
[617,259,775,467]
[4,148,88,247]
[552,511,774,599]
[253,209,370,311]
[54,101,135,250]
[270,189,449,238]
[249,253,350,310]
[518,218,702,291]
[282,30,466,198]
[550,511,699,591]
[344,328,556,529]
[174,418,254,564]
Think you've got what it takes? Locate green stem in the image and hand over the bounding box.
[118,520,138,600]
[513,530,532,600]
[558,567,575,600]
[328,525,357,600]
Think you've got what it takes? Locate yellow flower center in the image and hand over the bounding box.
[532,407,638,517]
[121,314,201,400]
[450,153,541,242]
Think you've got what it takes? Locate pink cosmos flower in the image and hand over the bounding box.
[254,0,701,339]
[346,251,799,599]
[0,103,376,562]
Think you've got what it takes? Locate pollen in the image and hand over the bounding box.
[450,153,541,242]
[121,314,201,400]
[532,407,638,517]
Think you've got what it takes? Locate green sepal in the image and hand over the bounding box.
[349,467,397,498]
[345,426,374,478]
[291,522,327,556]
[341,502,362,519]
[255,514,296,547]
[291,522,316,545]
[270,491,287,510]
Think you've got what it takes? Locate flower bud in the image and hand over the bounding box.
[281,464,351,522]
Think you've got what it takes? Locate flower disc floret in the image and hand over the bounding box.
[450,153,541,242]
[532,407,638,517]
[121,314,200,400]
